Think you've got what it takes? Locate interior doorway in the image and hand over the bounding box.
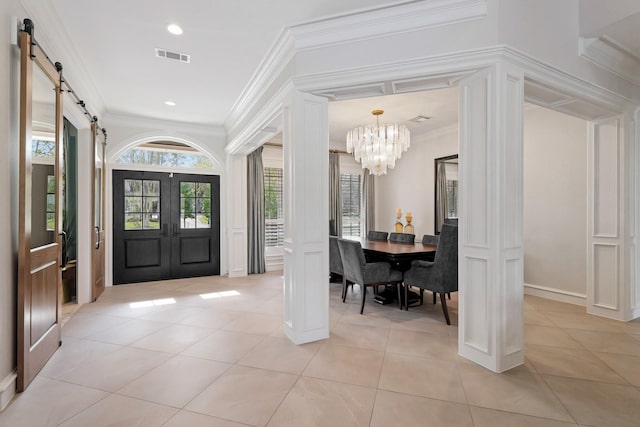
[112,170,220,284]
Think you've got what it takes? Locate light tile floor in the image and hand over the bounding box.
[2,271,640,426]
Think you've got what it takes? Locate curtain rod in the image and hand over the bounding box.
[263,142,348,155]
[22,19,107,140]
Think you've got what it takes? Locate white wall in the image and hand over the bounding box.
[523,106,588,298]
[375,125,458,238]
[373,104,589,301]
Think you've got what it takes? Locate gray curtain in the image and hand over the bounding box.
[436,161,448,233]
[363,173,375,237]
[329,152,342,237]
[247,146,265,274]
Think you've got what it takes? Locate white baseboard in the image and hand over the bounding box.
[524,283,586,307]
[0,371,16,412]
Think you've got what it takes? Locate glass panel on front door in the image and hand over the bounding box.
[124,179,160,230]
[180,181,211,229]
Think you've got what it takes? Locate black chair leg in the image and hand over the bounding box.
[396,283,403,310]
[447,292,451,300]
[404,283,409,311]
[432,292,437,304]
[360,286,367,314]
[440,293,451,325]
[342,278,347,302]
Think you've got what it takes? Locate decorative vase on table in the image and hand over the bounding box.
[394,208,404,233]
[404,212,414,234]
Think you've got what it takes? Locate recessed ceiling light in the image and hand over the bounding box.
[164,101,176,106]
[167,24,183,35]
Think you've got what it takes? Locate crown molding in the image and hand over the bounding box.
[293,46,502,95]
[294,43,636,110]
[227,44,637,155]
[225,29,296,138]
[225,0,488,141]
[19,0,107,119]
[580,36,640,88]
[503,46,637,113]
[225,1,639,156]
[288,0,488,51]
[226,81,293,156]
[104,112,226,138]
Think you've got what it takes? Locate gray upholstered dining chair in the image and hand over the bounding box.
[329,236,344,289]
[421,234,440,246]
[389,232,415,243]
[402,223,458,324]
[337,238,402,314]
[421,234,450,300]
[367,230,389,241]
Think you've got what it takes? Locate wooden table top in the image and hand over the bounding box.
[358,238,437,255]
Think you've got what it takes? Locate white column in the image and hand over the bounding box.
[226,154,248,278]
[587,115,635,320]
[458,62,525,372]
[282,89,329,344]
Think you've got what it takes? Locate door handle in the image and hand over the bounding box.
[95,226,100,250]
[59,231,68,268]
[162,224,168,237]
[172,224,178,236]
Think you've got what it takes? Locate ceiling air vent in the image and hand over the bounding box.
[409,115,432,123]
[155,48,190,64]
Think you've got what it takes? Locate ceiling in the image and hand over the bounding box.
[41,0,413,127]
[598,12,640,59]
[328,87,459,148]
[29,0,638,138]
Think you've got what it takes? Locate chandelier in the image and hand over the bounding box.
[346,109,410,175]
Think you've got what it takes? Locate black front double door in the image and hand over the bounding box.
[113,170,220,284]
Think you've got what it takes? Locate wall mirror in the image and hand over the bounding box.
[30,62,57,248]
[434,154,459,233]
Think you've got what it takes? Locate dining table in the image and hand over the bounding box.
[344,237,437,308]
[357,238,437,266]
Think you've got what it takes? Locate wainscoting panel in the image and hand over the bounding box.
[504,257,523,357]
[587,117,631,320]
[463,256,489,353]
[503,75,523,250]
[592,120,619,238]
[593,243,619,310]
[460,78,489,249]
